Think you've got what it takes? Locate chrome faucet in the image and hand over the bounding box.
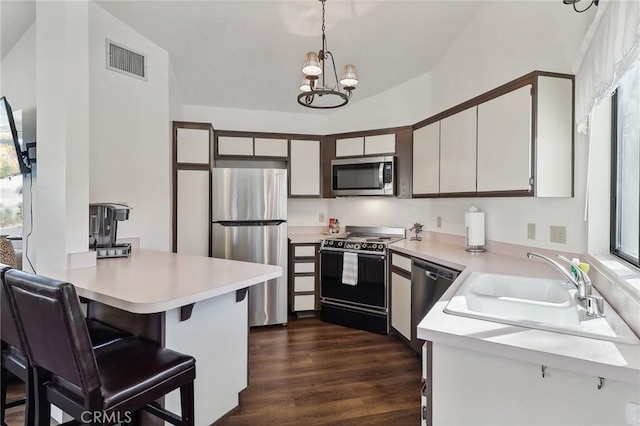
[527,252,604,317]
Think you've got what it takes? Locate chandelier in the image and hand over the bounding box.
[562,0,598,13]
[298,0,358,109]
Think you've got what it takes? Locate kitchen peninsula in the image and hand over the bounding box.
[40,248,282,425]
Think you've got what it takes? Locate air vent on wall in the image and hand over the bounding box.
[105,39,147,81]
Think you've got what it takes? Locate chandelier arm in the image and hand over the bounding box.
[573,0,596,13]
[325,50,341,91]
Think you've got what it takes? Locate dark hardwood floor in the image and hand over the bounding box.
[4,317,421,425]
[221,317,421,425]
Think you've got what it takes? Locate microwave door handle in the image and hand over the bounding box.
[378,163,384,188]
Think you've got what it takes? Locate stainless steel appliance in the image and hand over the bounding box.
[411,259,460,352]
[331,156,395,196]
[211,168,288,327]
[89,203,132,259]
[319,226,405,334]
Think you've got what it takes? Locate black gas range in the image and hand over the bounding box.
[319,226,405,335]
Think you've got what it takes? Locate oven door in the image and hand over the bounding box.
[320,250,387,310]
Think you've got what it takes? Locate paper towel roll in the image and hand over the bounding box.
[465,206,485,251]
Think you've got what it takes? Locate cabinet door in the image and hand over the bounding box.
[391,271,412,340]
[289,139,321,197]
[335,137,364,157]
[254,138,288,158]
[365,134,395,155]
[477,85,532,192]
[177,128,210,164]
[439,107,477,194]
[217,136,253,156]
[413,122,440,195]
[176,170,210,256]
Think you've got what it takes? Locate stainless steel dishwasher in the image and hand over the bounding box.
[411,259,460,352]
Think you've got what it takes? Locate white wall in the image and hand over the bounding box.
[89,3,171,251]
[179,104,328,135]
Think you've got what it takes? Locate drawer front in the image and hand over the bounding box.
[294,245,316,257]
[294,275,315,292]
[422,342,428,381]
[294,294,315,311]
[294,262,315,274]
[391,253,412,272]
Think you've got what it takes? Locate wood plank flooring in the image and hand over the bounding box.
[221,317,421,425]
[4,317,421,425]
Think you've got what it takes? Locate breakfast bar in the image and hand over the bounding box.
[40,249,282,425]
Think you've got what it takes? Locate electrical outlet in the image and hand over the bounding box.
[436,216,442,228]
[319,213,325,223]
[527,223,536,240]
[550,225,567,244]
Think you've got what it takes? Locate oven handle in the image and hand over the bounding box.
[320,250,385,260]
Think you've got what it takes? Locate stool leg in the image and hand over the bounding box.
[1,363,7,426]
[33,368,49,426]
[179,382,194,426]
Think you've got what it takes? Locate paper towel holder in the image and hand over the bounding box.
[465,206,486,253]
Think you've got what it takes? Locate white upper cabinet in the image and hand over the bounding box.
[290,139,321,197]
[439,107,477,194]
[335,137,364,157]
[477,85,532,193]
[535,76,573,197]
[177,128,210,164]
[217,136,253,156]
[364,134,396,155]
[254,138,288,157]
[412,122,440,196]
[336,133,396,157]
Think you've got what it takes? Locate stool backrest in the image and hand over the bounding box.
[4,269,101,394]
[0,263,22,350]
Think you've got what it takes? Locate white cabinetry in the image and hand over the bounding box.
[390,252,413,341]
[391,271,412,340]
[289,242,319,314]
[289,139,321,197]
[477,85,532,192]
[430,343,639,425]
[336,133,396,157]
[217,136,288,158]
[412,122,440,196]
[439,107,477,194]
[173,123,212,256]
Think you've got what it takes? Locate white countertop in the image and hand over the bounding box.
[41,249,282,314]
[389,239,640,385]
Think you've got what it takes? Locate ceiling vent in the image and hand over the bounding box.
[105,39,147,81]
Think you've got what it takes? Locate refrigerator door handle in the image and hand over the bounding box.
[215,220,286,226]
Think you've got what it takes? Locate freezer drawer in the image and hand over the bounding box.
[212,222,287,326]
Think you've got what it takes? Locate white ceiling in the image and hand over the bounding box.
[1,1,595,114]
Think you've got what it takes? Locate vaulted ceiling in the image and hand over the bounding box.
[2,1,595,114]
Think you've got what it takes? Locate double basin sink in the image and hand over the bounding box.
[444,272,639,345]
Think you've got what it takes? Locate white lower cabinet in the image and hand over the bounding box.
[391,271,412,340]
[430,342,639,425]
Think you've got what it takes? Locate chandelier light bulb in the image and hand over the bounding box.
[302,52,322,76]
[340,64,359,88]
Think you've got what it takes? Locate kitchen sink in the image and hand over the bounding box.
[444,272,640,345]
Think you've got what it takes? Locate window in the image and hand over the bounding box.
[611,66,640,268]
[0,109,23,238]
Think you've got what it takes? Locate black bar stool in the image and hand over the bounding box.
[3,269,195,426]
[1,265,131,425]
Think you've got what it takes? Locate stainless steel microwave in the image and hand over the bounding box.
[331,156,396,196]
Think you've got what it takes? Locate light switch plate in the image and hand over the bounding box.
[319,213,325,223]
[550,225,567,244]
[527,223,536,240]
[436,216,442,228]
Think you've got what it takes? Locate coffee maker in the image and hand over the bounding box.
[89,203,132,258]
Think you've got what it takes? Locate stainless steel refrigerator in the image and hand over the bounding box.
[211,168,288,327]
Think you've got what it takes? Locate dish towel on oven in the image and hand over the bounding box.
[342,252,359,285]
